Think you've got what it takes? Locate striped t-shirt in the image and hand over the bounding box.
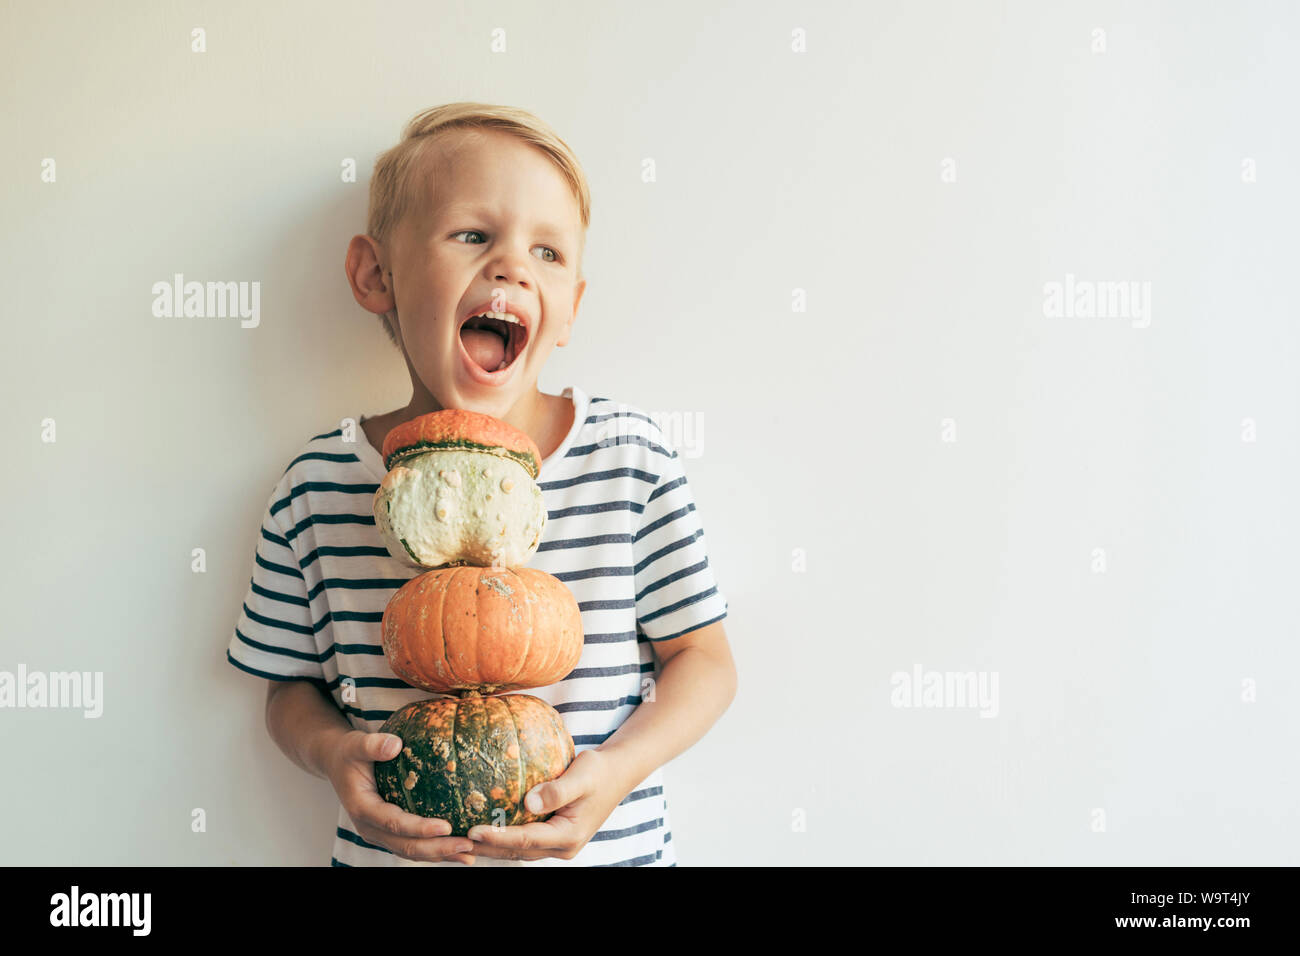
[226,385,728,867]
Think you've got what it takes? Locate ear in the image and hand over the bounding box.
[344,234,396,316]
[556,278,586,348]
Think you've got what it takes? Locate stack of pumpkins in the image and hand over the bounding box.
[369,409,584,836]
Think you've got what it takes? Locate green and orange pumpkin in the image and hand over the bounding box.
[381,565,584,695]
[374,692,575,835]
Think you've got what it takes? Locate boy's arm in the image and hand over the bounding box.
[466,620,736,861]
[265,679,480,864]
[595,619,737,793]
[265,680,353,779]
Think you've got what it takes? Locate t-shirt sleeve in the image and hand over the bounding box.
[226,484,328,686]
[631,444,729,642]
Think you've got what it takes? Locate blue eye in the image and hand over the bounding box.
[451,231,560,263]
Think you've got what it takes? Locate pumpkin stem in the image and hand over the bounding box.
[458,689,483,699]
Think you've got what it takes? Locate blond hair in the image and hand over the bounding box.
[366,103,592,346]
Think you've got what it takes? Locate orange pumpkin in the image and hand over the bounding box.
[382,565,584,694]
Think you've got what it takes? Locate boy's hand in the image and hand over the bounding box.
[465,750,626,861]
[323,730,478,865]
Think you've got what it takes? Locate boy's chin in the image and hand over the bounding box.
[435,368,536,415]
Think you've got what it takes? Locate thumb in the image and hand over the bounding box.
[525,780,565,814]
[362,732,403,762]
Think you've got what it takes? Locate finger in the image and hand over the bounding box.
[352,790,453,840]
[357,827,477,863]
[466,818,568,847]
[466,843,541,862]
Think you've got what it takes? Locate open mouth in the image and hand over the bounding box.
[459,311,529,375]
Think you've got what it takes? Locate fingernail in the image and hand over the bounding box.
[382,735,400,756]
[466,826,484,840]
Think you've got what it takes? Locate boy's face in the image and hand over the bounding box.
[380,129,586,419]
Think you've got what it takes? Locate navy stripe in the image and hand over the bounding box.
[241,603,315,637]
[567,663,654,679]
[271,481,378,517]
[331,611,383,624]
[553,695,641,714]
[283,512,375,545]
[233,626,329,662]
[646,610,728,642]
[633,530,700,574]
[622,785,663,803]
[340,704,400,721]
[633,504,694,542]
[333,642,385,655]
[536,533,631,551]
[567,436,673,459]
[552,565,633,583]
[581,631,637,644]
[597,851,660,867]
[300,544,391,570]
[548,500,641,520]
[282,451,361,475]
[255,553,303,581]
[336,826,391,853]
[225,651,329,685]
[538,467,658,491]
[251,581,311,609]
[636,559,710,601]
[313,576,412,590]
[646,474,685,505]
[330,858,352,867]
[260,526,292,549]
[640,586,718,623]
[304,577,409,602]
[589,817,663,841]
[584,409,656,427]
[579,598,636,612]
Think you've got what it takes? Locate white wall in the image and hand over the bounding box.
[2,0,1297,865]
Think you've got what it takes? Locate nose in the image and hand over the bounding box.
[484,241,533,291]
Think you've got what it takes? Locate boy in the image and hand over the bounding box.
[226,103,737,866]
